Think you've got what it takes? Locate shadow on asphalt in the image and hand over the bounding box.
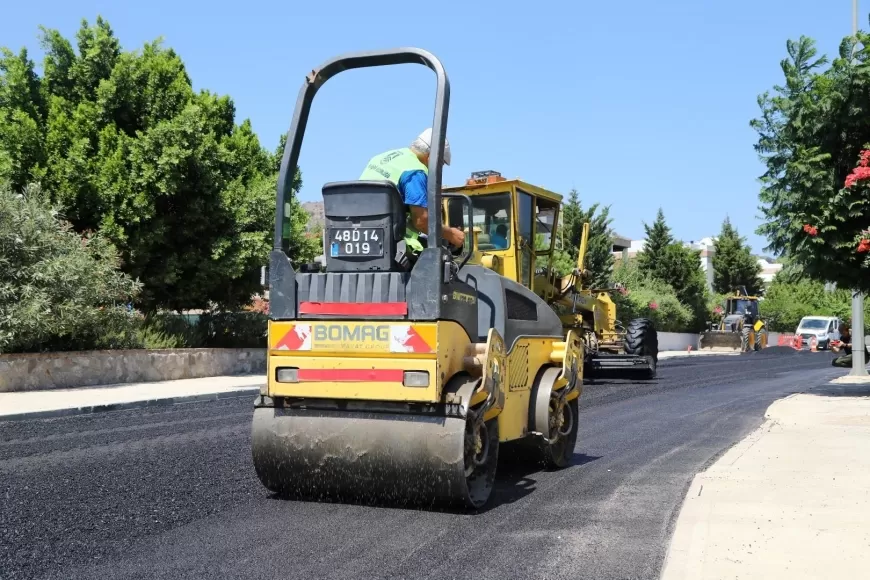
[811,382,870,397]
[584,377,660,387]
[487,451,602,509]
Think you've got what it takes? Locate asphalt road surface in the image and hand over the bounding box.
[1,350,844,580]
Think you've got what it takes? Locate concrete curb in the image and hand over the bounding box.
[658,350,741,359]
[830,374,870,384]
[0,387,260,423]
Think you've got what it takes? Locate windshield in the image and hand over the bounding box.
[728,299,758,317]
[448,192,512,251]
[798,319,829,330]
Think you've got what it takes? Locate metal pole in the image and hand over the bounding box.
[850,0,868,375]
[851,291,866,375]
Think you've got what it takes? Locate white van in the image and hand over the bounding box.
[794,316,842,350]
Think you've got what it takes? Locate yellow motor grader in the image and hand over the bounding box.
[441,170,659,380]
[252,48,584,510]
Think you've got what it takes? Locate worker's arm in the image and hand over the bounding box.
[409,206,465,247]
[400,170,465,247]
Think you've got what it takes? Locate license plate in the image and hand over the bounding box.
[328,228,384,257]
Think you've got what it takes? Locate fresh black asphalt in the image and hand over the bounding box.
[0,350,845,580]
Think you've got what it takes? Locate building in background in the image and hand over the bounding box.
[612,236,782,292]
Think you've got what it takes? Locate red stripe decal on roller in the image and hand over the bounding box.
[296,369,404,382]
[298,302,407,316]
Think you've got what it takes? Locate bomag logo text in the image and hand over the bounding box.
[314,325,390,343]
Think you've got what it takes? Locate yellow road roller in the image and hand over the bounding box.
[251,47,585,510]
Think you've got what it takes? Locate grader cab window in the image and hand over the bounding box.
[447,193,513,251]
[535,205,557,255]
[517,190,534,287]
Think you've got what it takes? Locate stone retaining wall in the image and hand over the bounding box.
[0,348,266,393]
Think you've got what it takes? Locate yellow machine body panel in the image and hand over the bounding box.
[498,336,568,441]
[267,320,471,404]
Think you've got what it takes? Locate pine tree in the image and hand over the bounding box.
[558,189,614,287]
[636,208,673,276]
[633,209,709,330]
[712,217,764,295]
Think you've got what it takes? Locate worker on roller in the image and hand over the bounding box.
[359,128,465,255]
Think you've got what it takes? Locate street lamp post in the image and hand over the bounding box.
[851,0,868,376]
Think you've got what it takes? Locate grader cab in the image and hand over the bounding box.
[442,171,659,380]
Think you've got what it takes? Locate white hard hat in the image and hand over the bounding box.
[413,127,451,165]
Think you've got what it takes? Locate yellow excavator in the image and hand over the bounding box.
[442,170,659,379]
[699,287,768,352]
[252,48,584,510]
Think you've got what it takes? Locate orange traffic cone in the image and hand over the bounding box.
[810,336,818,352]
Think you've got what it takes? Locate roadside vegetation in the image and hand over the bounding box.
[0,18,315,353]
[2,16,868,353]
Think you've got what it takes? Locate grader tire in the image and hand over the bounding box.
[624,318,658,380]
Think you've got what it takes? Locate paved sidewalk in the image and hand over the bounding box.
[0,374,264,421]
[661,376,870,579]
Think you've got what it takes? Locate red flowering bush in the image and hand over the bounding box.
[841,154,870,259]
[783,148,870,293]
[248,295,270,314]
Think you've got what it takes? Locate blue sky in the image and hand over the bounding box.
[2,1,858,254]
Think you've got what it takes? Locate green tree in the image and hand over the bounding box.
[657,243,710,331]
[759,275,870,332]
[272,133,320,265]
[751,30,870,293]
[559,188,615,287]
[0,182,142,353]
[712,217,763,295]
[636,208,673,276]
[634,209,709,329]
[611,258,693,332]
[0,17,311,311]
